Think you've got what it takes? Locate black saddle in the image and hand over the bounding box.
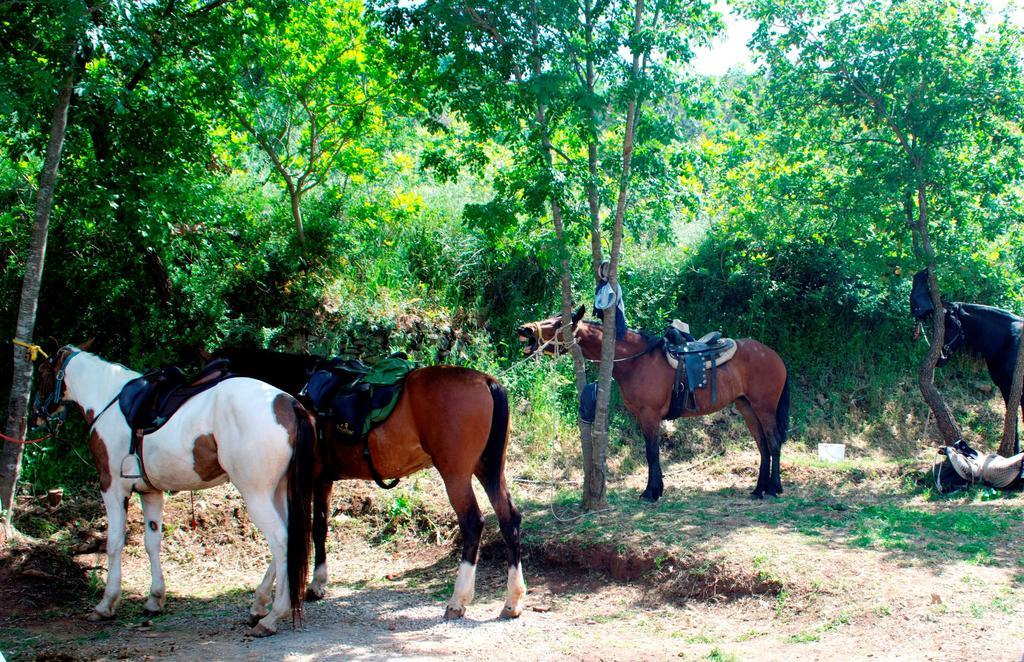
[664,327,732,418]
[118,359,235,435]
[303,358,372,413]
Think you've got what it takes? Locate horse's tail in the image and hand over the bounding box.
[775,372,791,446]
[287,400,316,624]
[480,378,511,497]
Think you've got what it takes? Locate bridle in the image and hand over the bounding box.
[940,305,964,361]
[32,347,80,431]
[529,320,656,363]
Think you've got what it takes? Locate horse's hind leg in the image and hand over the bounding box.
[442,475,484,620]
[475,468,525,619]
[139,491,167,615]
[735,398,770,499]
[241,489,290,635]
[249,563,275,627]
[305,478,333,601]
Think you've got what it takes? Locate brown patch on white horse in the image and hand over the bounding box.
[273,393,296,444]
[88,431,112,492]
[192,433,225,482]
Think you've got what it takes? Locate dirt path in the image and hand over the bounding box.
[4,452,1024,660]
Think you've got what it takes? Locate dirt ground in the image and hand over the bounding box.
[3,450,1024,661]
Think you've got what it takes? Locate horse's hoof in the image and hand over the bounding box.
[305,586,325,602]
[749,491,764,500]
[247,613,263,628]
[500,604,523,619]
[87,610,115,622]
[639,491,660,503]
[142,607,163,617]
[444,605,465,620]
[248,623,276,637]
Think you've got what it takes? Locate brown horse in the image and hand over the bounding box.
[218,350,526,620]
[518,306,790,501]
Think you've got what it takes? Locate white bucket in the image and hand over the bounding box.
[818,443,846,463]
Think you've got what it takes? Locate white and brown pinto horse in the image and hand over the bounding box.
[31,345,315,636]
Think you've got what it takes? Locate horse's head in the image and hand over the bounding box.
[517,305,586,356]
[30,341,90,430]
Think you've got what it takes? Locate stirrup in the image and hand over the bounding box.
[120,454,143,479]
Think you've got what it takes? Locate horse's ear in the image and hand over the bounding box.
[572,305,586,325]
[77,338,95,352]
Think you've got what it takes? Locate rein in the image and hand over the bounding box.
[0,430,54,445]
[583,344,658,364]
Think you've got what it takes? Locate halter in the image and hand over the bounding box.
[528,320,578,356]
[33,348,80,430]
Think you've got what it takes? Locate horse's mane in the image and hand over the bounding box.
[583,319,664,351]
[958,302,1023,324]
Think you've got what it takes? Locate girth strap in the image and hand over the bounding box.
[363,436,400,490]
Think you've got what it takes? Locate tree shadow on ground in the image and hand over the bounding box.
[515,468,1024,579]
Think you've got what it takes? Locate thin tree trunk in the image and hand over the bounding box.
[584,0,603,282]
[587,0,645,511]
[287,183,306,245]
[0,46,77,534]
[999,334,1024,457]
[579,0,602,505]
[528,1,591,498]
[914,183,962,445]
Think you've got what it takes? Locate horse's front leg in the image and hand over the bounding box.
[90,486,131,620]
[639,417,664,502]
[139,491,167,615]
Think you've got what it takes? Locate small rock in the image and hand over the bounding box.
[531,605,551,613]
[931,594,942,604]
[977,383,994,394]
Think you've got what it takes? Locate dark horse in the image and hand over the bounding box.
[517,306,790,501]
[910,271,1024,454]
[216,348,525,620]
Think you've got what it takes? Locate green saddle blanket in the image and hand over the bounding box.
[305,356,419,440]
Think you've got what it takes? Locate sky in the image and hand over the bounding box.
[691,0,1024,77]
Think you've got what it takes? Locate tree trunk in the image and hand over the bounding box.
[998,333,1024,457]
[287,183,306,245]
[528,1,591,500]
[914,184,962,445]
[586,0,645,511]
[0,47,77,534]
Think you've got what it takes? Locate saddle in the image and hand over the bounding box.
[941,439,1024,490]
[301,354,419,490]
[301,354,418,443]
[118,359,235,436]
[663,321,737,419]
[117,358,235,484]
